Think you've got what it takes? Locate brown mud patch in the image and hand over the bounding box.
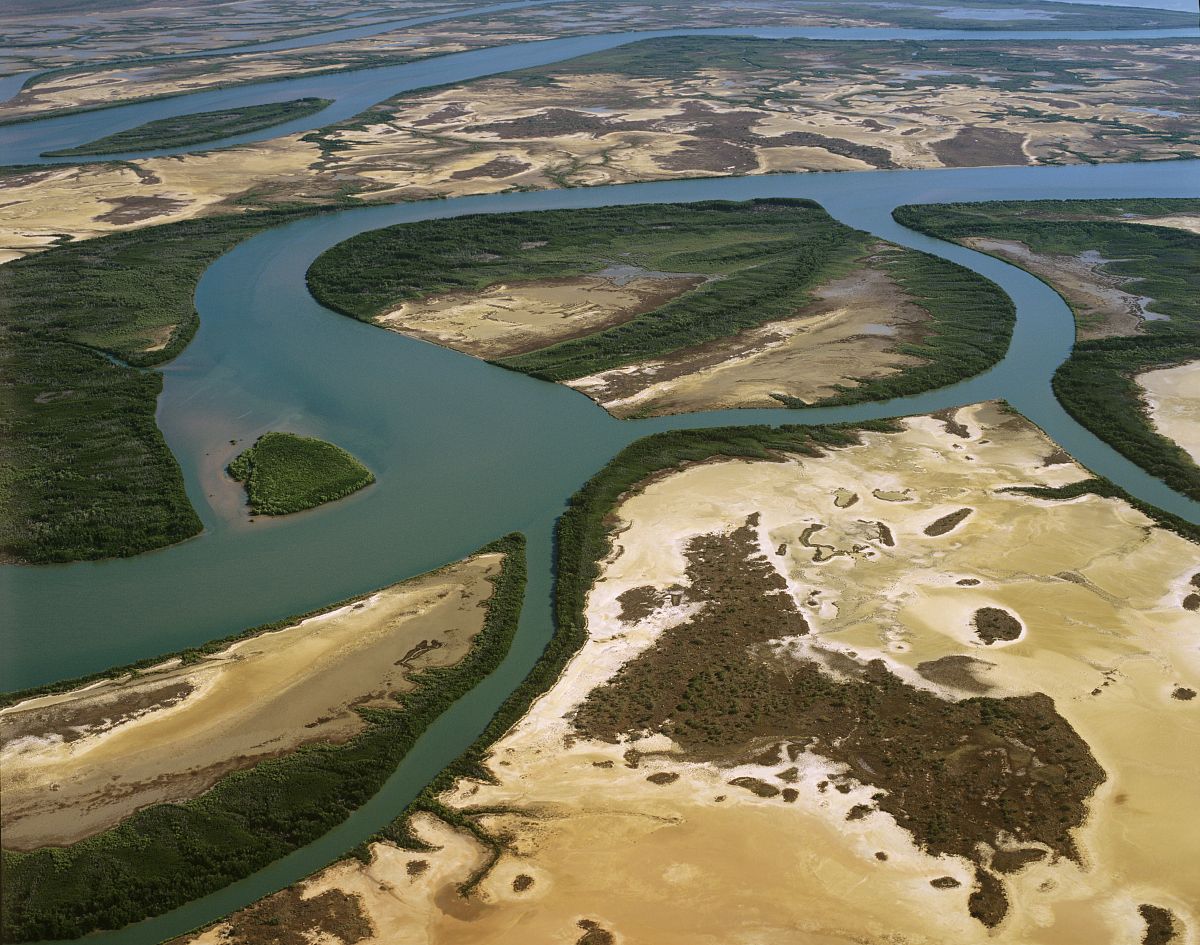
[568,252,933,416]
[963,237,1155,339]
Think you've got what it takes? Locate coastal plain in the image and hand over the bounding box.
[7,0,1188,120]
[181,403,1200,945]
[4,37,1197,258]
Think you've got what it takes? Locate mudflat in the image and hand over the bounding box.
[0,552,502,850]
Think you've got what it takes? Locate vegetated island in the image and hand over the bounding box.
[177,403,1200,944]
[0,203,354,565]
[42,98,332,157]
[308,199,1013,416]
[228,431,374,515]
[0,533,526,942]
[894,198,1200,500]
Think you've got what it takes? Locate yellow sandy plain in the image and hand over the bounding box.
[0,551,502,850]
[1138,360,1200,465]
[184,403,1199,944]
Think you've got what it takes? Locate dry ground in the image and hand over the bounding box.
[567,248,932,415]
[1138,360,1200,465]
[0,551,502,850]
[181,403,1200,945]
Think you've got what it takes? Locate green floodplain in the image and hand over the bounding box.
[42,98,332,157]
[228,431,374,515]
[0,534,525,942]
[895,198,1200,501]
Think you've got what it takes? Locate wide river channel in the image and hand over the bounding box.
[1,12,1198,944]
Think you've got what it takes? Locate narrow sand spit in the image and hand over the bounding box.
[182,403,1199,944]
[1138,360,1200,465]
[0,552,503,850]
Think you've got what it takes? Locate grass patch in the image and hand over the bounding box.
[894,199,1200,501]
[228,431,374,515]
[0,533,526,942]
[42,98,332,157]
[0,204,345,564]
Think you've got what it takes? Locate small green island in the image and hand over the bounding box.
[43,98,332,157]
[228,432,374,515]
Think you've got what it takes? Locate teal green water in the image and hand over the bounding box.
[1,20,1198,945]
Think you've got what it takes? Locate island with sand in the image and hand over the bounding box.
[177,404,1199,945]
[896,198,1200,500]
[43,98,333,157]
[0,534,525,942]
[227,431,374,515]
[309,199,1013,416]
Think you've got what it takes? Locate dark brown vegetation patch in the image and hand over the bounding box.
[617,585,673,623]
[728,776,781,798]
[646,771,679,785]
[919,653,992,693]
[449,156,532,180]
[968,870,1009,928]
[1171,687,1196,701]
[94,195,188,225]
[512,874,535,893]
[991,848,1046,874]
[1139,904,1179,945]
[221,888,373,945]
[574,519,1104,926]
[931,127,1029,167]
[924,507,973,536]
[576,919,615,945]
[930,876,961,889]
[972,607,1022,645]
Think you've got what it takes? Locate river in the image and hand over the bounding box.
[1,16,1198,945]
